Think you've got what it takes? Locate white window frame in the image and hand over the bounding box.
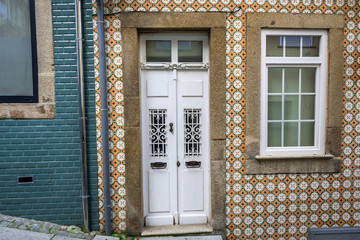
[260,29,328,156]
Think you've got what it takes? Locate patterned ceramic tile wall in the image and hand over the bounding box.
[92,0,360,238]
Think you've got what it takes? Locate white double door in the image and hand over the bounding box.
[140,33,209,227]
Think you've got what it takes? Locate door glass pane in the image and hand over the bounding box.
[146,40,171,62]
[284,122,298,146]
[302,36,320,57]
[284,68,299,93]
[301,122,314,146]
[268,96,282,120]
[301,95,315,120]
[266,36,283,57]
[184,109,202,157]
[268,68,282,93]
[149,109,167,157]
[284,95,299,120]
[268,122,281,147]
[178,41,203,62]
[0,0,33,96]
[285,36,301,57]
[301,68,316,93]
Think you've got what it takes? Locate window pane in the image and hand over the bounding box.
[300,122,315,146]
[178,41,203,62]
[268,96,282,120]
[284,68,299,93]
[284,122,298,146]
[146,40,171,62]
[301,68,316,93]
[268,122,281,147]
[285,36,301,57]
[268,68,282,93]
[284,95,299,120]
[302,36,320,57]
[0,0,33,96]
[301,95,315,120]
[266,36,283,57]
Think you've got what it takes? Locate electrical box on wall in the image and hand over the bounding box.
[308,227,360,240]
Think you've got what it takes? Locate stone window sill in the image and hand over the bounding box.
[255,154,335,161]
[245,154,341,175]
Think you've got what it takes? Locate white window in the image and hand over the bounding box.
[260,29,328,156]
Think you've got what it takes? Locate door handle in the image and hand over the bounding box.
[185,161,201,168]
[151,162,167,169]
[169,122,174,133]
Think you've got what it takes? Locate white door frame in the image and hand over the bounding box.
[140,33,210,226]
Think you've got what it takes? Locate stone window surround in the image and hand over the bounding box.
[121,12,226,235]
[0,0,55,119]
[245,12,344,174]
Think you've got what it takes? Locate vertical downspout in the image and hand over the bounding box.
[75,0,90,232]
[96,0,112,236]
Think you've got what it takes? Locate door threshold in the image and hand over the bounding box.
[141,223,213,236]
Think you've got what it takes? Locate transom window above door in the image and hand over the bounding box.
[260,29,328,156]
[140,33,209,65]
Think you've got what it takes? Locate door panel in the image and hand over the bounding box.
[181,79,203,97]
[145,215,174,226]
[179,213,208,225]
[146,78,169,97]
[142,69,177,226]
[180,169,204,211]
[149,170,170,213]
[177,70,209,225]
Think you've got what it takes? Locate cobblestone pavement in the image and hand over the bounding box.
[0,214,115,240]
[0,214,223,240]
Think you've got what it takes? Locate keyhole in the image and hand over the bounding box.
[169,122,174,133]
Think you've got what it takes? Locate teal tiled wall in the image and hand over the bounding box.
[0,0,98,230]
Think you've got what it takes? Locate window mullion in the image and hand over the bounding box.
[298,68,302,147]
[300,36,303,57]
[281,68,285,147]
[282,36,286,57]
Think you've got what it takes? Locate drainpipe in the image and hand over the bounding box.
[75,0,90,232]
[96,0,112,236]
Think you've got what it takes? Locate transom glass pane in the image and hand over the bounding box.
[146,40,171,62]
[302,36,320,57]
[285,36,301,57]
[266,36,283,57]
[178,41,203,62]
[266,35,321,57]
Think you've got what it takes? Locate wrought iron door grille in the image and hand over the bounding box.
[149,109,167,157]
[184,109,202,157]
